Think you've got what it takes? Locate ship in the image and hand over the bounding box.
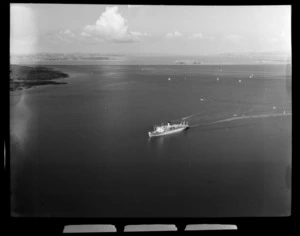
[148,120,189,137]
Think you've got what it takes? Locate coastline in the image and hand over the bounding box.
[10,65,69,91]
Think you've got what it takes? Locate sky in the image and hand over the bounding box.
[10,4,291,55]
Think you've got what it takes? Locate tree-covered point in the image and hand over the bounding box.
[10,65,69,81]
[10,65,69,91]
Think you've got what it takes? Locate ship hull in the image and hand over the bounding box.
[148,126,189,137]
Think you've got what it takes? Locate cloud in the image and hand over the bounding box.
[224,34,243,43]
[131,31,150,37]
[84,6,127,40]
[80,31,91,37]
[51,29,77,43]
[166,31,182,38]
[43,29,79,46]
[82,6,147,43]
[60,29,76,37]
[260,31,290,44]
[190,33,204,39]
[128,5,142,9]
[43,6,149,45]
[189,33,215,41]
[44,29,100,45]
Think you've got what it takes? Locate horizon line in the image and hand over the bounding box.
[10,50,291,56]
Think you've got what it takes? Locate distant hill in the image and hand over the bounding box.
[218,51,291,63]
[10,53,117,62]
[175,60,202,65]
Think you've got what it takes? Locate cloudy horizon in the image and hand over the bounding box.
[10,4,291,56]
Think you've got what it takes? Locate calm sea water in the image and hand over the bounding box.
[10,64,291,217]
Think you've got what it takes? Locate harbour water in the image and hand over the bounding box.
[10,63,291,217]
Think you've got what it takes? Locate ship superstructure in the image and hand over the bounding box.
[148,121,189,137]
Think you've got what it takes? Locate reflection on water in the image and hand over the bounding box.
[10,92,31,150]
[148,136,166,149]
[10,91,32,216]
[147,130,189,150]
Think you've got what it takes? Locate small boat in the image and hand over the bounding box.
[148,120,189,137]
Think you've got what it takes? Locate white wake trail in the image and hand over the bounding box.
[187,112,291,129]
[207,112,291,125]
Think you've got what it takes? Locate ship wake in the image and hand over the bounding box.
[208,112,291,125]
[187,112,291,129]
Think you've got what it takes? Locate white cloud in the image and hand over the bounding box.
[166,31,182,38]
[190,33,204,39]
[82,6,146,43]
[80,31,90,37]
[44,6,149,45]
[224,34,243,43]
[261,31,290,44]
[48,29,77,44]
[60,29,76,37]
[131,31,149,37]
[128,5,142,9]
[189,33,215,41]
[43,29,79,45]
[84,6,127,39]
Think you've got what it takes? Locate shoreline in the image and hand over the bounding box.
[10,61,291,66]
[10,65,69,91]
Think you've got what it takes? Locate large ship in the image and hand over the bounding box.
[148,120,189,137]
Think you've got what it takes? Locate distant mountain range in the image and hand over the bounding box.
[10,53,119,62]
[218,51,291,62]
[175,60,202,65]
[10,51,291,65]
